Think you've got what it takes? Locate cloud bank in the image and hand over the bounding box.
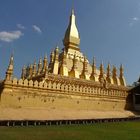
[0,30,23,42]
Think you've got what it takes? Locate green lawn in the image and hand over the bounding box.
[0,122,140,140]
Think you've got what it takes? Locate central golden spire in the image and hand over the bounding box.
[63,8,80,52]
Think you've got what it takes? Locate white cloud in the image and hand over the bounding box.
[132,17,139,21]
[129,17,139,26]
[17,24,25,29]
[0,30,23,42]
[32,25,42,33]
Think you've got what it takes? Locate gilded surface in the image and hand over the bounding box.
[0,9,132,120]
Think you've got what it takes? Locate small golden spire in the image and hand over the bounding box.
[48,50,55,73]
[21,65,26,79]
[90,57,97,81]
[120,64,124,77]
[37,58,42,75]
[112,65,117,78]
[5,54,14,80]
[55,46,59,53]
[8,54,14,70]
[106,63,112,84]
[62,50,67,65]
[119,64,126,86]
[83,56,88,72]
[28,64,33,78]
[99,61,104,83]
[59,50,68,76]
[50,50,55,63]
[112,65,118,85]
[92,57,96,74]
[10,54,14,65]
[100,61,104,75]
[32,61,37,77]
[26,64,30,78]
[107,63,111,77]
[93,57,96,66]
[73,53,78,70]
[42,55,48,73]
[80,56,88,79]
[54,46,59,62]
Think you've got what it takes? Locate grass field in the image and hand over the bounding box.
[0,122,140,140]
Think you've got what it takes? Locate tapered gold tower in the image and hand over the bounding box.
[63,9,80,52]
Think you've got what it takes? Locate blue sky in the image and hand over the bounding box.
[0,0,140,85]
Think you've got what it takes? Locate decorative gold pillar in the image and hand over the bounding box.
[52,47,59,74]
[106,63,113,84]
[90,57,98,81]
[48,50,55,73]
[119,64,126,86]
[59,50,68,76]
[5,54,14,81]
[32,61,37,77]
[80,56,88,79]
[21,65,26,80]
[37,58,42,75]
[98,62,105,83]
[112,66,120,85]
[42,55,48,73]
